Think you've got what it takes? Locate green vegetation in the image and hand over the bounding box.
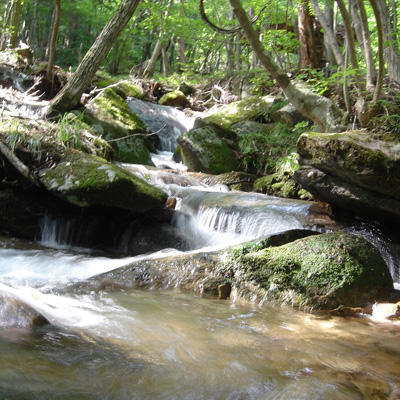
[238,121,309,175]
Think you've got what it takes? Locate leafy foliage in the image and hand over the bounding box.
[238,121,307,175]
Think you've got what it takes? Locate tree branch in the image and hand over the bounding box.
[199,0,269,34]
[0,141,39,186]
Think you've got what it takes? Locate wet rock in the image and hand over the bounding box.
[218,232,393,311]
[95,251,225,296]
[294,131,400,223]
[84,87,153,165]
[200,171,256,192]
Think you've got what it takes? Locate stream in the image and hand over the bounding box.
[0,99,399,399]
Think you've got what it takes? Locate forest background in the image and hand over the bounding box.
[0,0,399,134]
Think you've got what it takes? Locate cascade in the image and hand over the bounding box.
[127,97,193,152]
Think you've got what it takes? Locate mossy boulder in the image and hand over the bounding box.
[38,149,167,214]
[159,90,189,107]
[176,126,238,174]
[294,131,400,221]
[110,80,145,100]
[204,96,276,132]
[254,173,313,200]
[84,88,152,165]
[218,232,393,310]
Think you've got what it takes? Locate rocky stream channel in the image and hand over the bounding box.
[0,74,400,399]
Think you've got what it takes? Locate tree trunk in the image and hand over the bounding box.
[45,0,61,97]
[377,0,400,83]
[369,0,384,102]
[143,38,163,78]
[354,0,377,91]
[297,0,319,68]
[45,0,141,117]
[335,0,366,95]
[310,0,344,69]
[229,0,345,132]
[9,0,23,48]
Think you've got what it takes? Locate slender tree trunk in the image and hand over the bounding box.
[310,0,344,69]
[46,0,60,96]
[335,0,366,95]
[354,0,377,91]
[229,0,345,132]
[9,0,23,48]
[143,38,163,78]
[46,0,141,117]
[369,0,385,102]
[161,43,172,76]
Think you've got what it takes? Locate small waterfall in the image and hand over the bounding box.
[127,98,193,152]
[39,216,76,248]
[170,187,314,249]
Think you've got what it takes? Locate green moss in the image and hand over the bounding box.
[111,80,145,100]
[204,96,276,131]
[159,90,188,106]
[219,232,392,310]
[90,88,145,133]
[39,150,167,212]
[177,126,237,174]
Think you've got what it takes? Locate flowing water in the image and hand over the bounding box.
[0,102,400,399]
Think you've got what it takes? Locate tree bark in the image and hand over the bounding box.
[354,0,377,91]
[46,0,61,97]
[298,0,318,68]
[143,38,163,78]
[310,0,344,69]
[45,0,141,117]
[369,0,384,102]
[377,0,400,83]
[9,0,23,48]
[335,0,366,95]
[229,0,345,132]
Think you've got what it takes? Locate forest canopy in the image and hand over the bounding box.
[0,0,399,130]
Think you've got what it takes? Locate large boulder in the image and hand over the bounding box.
[218,231,393,311]
[294,131,400,222]
[38,149,167,214]
[176,126,238,174]
[84,88,153,165]
[204,95,276,132]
